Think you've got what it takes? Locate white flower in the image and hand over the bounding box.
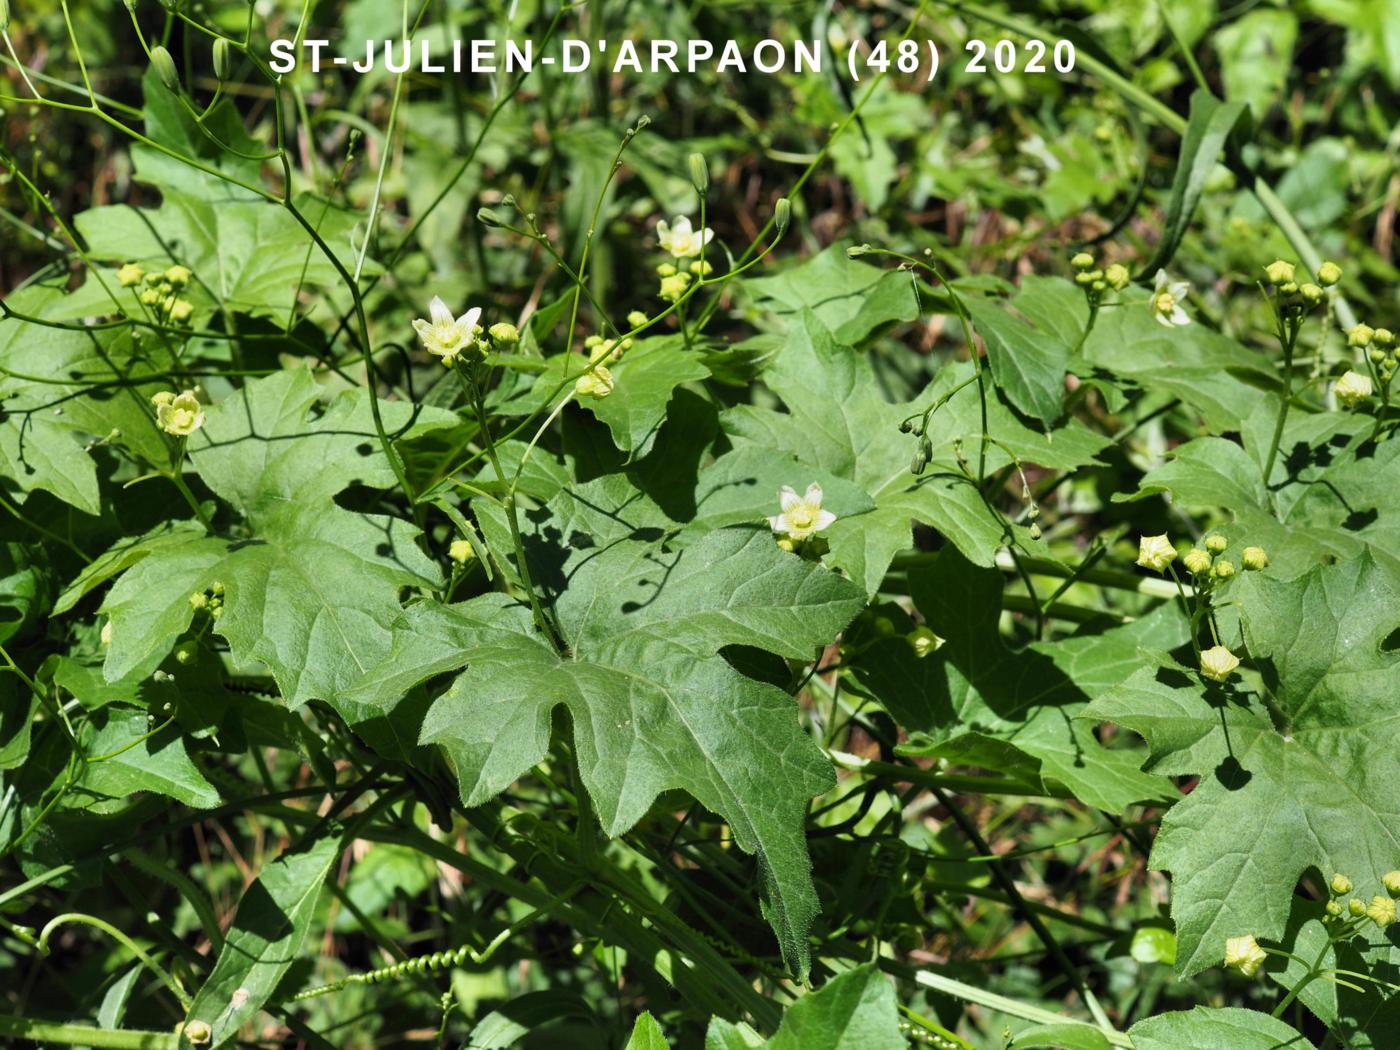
[1151,270,1191,327]
[412,296,481,362]
[656,216,713,259]
[1136,534,1177,573]
[1199,645,1241,683]
[153,390,205,437]
[1333,370,1372,409]
[768,483,836,541]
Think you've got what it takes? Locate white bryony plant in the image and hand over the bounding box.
[1151,269,1191,328]
[412,296,482,363]
[768,483,836,543]
[656,215,713,259]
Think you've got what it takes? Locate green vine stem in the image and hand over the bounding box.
[0,1015,178,1049]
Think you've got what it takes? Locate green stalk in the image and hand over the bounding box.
[0,1016,178,1049]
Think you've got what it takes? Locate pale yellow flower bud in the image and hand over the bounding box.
[626,310,648,328]
[1241,546,1268,571]
[117,263,145,287]
[1213,559,1236,579]
[1264,259,1295,285]
[1199,645,1240,683]
[1334,370,1373,409]
[488,322,518,345]
[1367,895,1397,929]
[1135,534,1176,573]
[575,365,615,399]
[448,539,475,564]
[1204,533,1228,554]
[1330,873,1353,896]
[1071,252,1095,271]
[1103,263,1130,290]
[1348,324,1375,348]
[1223,934,1267,978]
[1383,871,1400,897]
[1316,261,1342,286]
[1182,548,1212,575]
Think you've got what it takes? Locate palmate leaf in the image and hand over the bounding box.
[1267,899,1400,1049]
[344,528,867,977]
[848,548,1178,811]
[1118,417,1400,580]
[0,289,177,515]
[1082,553,1400,975]
[101,371,454,703]
[720,310,1108,594]
[579,335,710,456]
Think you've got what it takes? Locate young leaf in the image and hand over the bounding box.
[1139,90,1251,277]
[625,1012,672,1050]
[1128,1007,1309,1050]
[184,833,342,1047]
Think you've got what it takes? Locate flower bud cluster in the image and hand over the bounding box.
[1262,258,1337,319]
[189,581,225,621]
[573,334,634,400]
[126,264,196,325]
[1325,870,1400,934]
[1340,323,1397,408]
[1069,250,1130,309]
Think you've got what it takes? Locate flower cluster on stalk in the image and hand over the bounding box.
[1340,322,1396,410]
[654,215,716,302]
[1136,532,1267,685]
[123,263,196,326]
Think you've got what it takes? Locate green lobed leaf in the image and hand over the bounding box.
[962,287,1070,423]
[1082,553,1400,975]
[101,370,453,705]
[76,707,219,808]
[579,335,710,456]
[346,528,868,978]
[850,547,1180,811]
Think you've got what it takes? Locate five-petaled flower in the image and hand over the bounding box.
[1199,645,1240,683]
[1223,934,1267,977]
[1151,270,1191,327]
[656,216,713,259]
[152,390,205,437]
[412,296,481,363]
[1136,534,1176,573]
[768,483,836,541]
